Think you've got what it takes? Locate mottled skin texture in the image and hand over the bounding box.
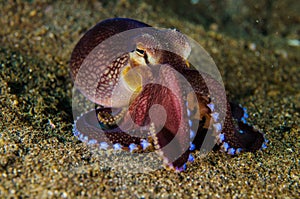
[70,18,266,170]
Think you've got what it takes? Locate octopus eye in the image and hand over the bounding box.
[136,48,145,57]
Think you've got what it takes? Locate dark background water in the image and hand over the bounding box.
[103,0,299,39]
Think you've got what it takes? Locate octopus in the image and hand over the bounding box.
[70,18,267,171]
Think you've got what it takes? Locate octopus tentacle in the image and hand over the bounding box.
[113,65,191,170]
[73,107,155,152]
[218,103,267,154]
[179,68,266,155]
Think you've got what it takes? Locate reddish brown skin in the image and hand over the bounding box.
[70,18,265,170]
